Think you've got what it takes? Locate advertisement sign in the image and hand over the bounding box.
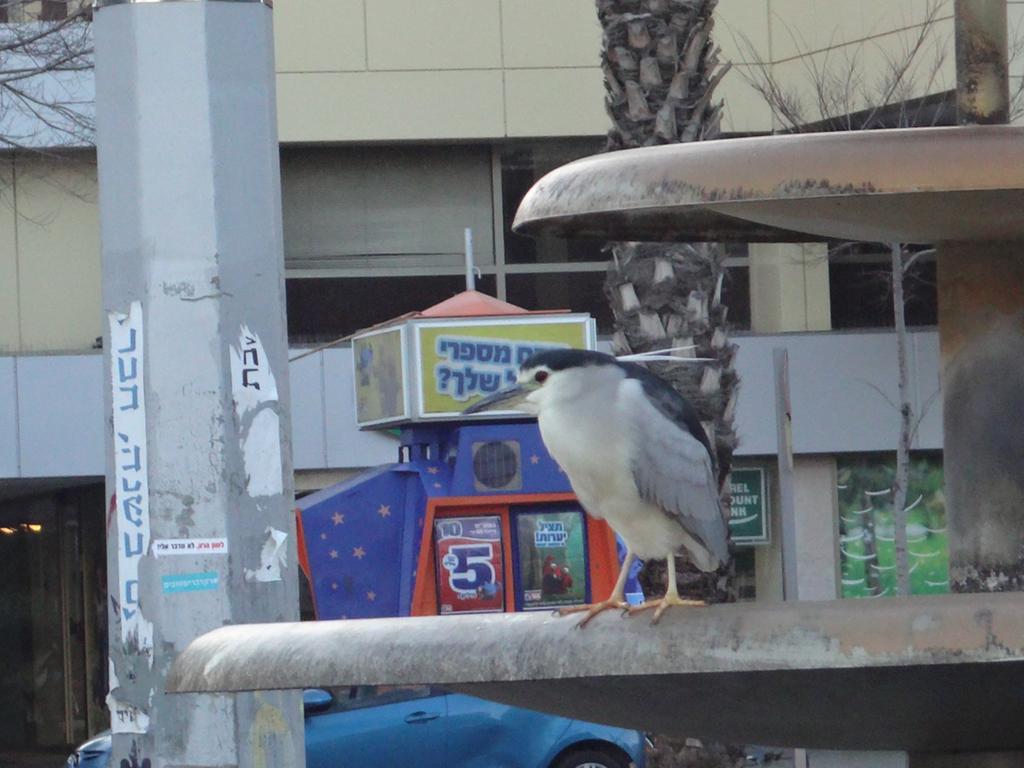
[434,516,505,614]
[353,326,407,426]
[416,317,592,417]
[837,455,948,599]
[729,468,770,545]
[515,508,588,610]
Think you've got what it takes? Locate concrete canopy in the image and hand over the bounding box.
[169,593,1024,752]
[512,126,1024,244]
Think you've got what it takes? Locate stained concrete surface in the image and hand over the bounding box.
[170,592,1024,752]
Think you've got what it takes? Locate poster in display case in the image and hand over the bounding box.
[514,508,588,610]
[434,515,505,614]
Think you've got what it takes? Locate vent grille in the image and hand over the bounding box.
[471,440,522,492]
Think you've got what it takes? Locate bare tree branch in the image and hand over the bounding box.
[0,1,94,151]
[736,0,973,600]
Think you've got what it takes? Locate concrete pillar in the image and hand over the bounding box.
[753,489,784,602]
[954,0,1010,125]
[789,457,841,601]
[920,7,1023,766]
[938,245,1024,590]
[751,242,832,603]
[749,243,831,334]
[95,1,304,765]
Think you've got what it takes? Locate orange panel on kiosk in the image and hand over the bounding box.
[411,493,619,617]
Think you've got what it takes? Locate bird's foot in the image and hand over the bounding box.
[625,594,705,625]
[557,598,629,629]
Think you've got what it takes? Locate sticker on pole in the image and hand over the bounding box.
[153,538,228,557]
[162,571,221,594]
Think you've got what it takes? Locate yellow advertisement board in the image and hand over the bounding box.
[415,317,592,417]
[353,326,407,426]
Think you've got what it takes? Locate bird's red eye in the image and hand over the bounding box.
[534,370,549,384]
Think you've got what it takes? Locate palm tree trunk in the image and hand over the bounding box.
[598,0,738,593]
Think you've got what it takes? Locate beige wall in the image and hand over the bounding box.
[0,160,18,351]
[0,155,100,354]
[273,0,606,142]
[749,243,831,334]
[272,0,962,141]
[0,0,973,352]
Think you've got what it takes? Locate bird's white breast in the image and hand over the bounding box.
[537,370,687,559]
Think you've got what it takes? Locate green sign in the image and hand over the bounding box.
[729,468,769,545]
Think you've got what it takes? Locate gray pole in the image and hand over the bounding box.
[94,1,304,766]
[773,348,798,600]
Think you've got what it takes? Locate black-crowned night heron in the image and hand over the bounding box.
[466,349,729,626]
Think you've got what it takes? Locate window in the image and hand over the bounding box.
[829,244,936,329]
[734,548,756,601]
[327,685,434,713]
[500,139,605,265]
[506,271,614,333]
[40,1,67,20]
[281,145,494,274]
[286,274,497,343]
[281,140,751,343]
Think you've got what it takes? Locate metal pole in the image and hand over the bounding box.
[773,348,798,601]
[94,1,304,765]
[465,228,476,291]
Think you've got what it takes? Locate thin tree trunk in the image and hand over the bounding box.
[891,242,913,597]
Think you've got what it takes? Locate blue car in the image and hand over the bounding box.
[67,686,646,768]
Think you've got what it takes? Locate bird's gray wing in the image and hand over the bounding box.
[621,379,729,568]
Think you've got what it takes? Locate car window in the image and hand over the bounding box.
[326,685,434,712]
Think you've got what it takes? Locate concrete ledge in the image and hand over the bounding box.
[513,126,1024,244]
[169,593,1024,751]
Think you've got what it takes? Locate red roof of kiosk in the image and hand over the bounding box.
[350,291,569,338]
[418,290,567,318]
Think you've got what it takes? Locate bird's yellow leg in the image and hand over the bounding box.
[626,553,705,625]
[558,550,634,628]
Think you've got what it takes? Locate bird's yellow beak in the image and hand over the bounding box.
[463,384,529,414]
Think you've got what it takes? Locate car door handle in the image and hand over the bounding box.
[404,711,440,724]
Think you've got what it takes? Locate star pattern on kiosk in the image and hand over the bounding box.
[426,466,439,475]
[530,454,541,465]
[302,479,407,620]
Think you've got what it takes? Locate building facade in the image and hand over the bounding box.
[1,0,1021,760]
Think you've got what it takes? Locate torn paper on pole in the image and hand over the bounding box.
[230,325,284,497]
[107,659,150,734]
[245,527,288,583]
[230,325,279,412]
[109,300,154,661]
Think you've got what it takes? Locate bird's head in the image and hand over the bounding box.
[463,349,621,417]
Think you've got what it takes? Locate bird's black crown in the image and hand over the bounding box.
[520,348,617,372]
